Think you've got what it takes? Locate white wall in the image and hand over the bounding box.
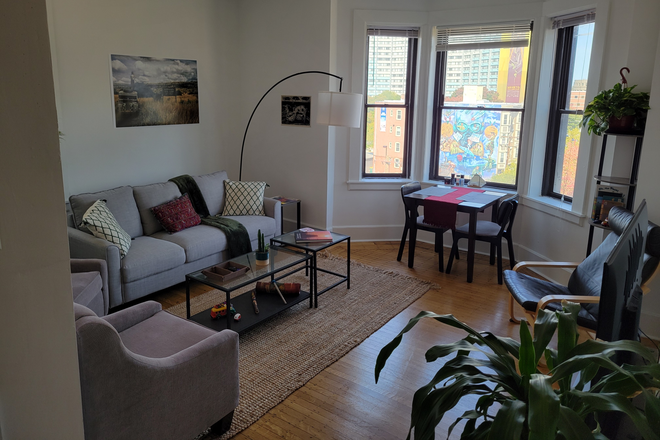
[49,0,241,197]
[234,0,333,230]
[0,1,84,438]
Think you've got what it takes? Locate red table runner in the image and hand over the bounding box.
[423,187,485,229]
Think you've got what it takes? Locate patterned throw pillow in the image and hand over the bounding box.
[82,200,132,258]
[221,180,266,216]
[150,193,201,233]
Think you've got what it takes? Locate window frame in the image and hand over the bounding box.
[361,32,418,179]
[428,47,529,189]
[541,21,593,201]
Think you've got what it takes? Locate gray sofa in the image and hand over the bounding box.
[67,170,281,309]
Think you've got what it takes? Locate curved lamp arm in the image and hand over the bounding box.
[239,71,344,181]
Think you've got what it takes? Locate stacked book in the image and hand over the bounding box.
[294,229,333,243]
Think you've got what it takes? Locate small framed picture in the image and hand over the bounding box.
[281,96,311,126]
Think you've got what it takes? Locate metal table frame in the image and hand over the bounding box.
[270,231,350,308]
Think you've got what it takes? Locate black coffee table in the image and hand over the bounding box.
[185,247,311,334]
[270,230,350,308]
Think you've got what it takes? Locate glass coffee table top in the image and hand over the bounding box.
[270,230,349,251]
[187,247,310,292]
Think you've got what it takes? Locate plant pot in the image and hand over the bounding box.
[255,251,269,266]
[608,115,635,133]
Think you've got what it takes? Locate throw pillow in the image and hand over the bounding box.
[221,180,267,216]
[150,193,201,233]
[82,200,132,258]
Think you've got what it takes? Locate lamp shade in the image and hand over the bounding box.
[316,91,363,128]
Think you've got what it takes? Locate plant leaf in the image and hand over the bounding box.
[570,391,660,440]
[567,339,657,364]
[528,374,560,440]
[557,405,596,440]
[518,320,536,377]
[532,308,558,364]
[486,400,526,440]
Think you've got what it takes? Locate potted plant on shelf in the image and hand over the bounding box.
[375,301,660,440]
[581,82,650,135]
[255,229,269,266]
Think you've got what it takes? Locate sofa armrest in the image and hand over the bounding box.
[103,300,162,332]
[263,197,282,234]
[68,226,123,309]
[71,258,109,316]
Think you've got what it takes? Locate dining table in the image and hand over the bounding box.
[404,185,508,283]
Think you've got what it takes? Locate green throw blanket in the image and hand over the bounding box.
[169,175,252,257]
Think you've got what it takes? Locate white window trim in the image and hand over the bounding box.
[525,0,610,222]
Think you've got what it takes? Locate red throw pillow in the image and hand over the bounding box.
[151,193,201,233]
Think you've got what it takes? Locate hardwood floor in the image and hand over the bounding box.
[149,241,592,439]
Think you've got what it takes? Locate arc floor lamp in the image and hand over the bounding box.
[238,70,363,181]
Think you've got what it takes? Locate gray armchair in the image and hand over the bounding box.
[74,301,239,440]
[71,258,109,316]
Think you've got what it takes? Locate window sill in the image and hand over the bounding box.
[521,195,585,226]
[347,178,413,191]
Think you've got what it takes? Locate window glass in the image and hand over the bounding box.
[544,21,594,199]
[363,31,418,177]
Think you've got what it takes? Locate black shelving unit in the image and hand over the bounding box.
[586,130,644,256]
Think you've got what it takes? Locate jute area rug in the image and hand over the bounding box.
[166,253,438,439]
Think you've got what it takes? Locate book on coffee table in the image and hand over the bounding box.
[294,230,333,243]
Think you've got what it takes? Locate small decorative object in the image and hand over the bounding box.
[375,301,660,439]
[202,262,249,282]
[233,313,242,322]
[468,173,486,187]
[580,67,650,135]
[281,95,311,126]
[255,229,269,265]
[210,301,236,319]
[251,292,260,314]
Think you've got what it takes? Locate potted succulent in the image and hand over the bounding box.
[580,82,650,135]
[375,302,660,440]
[255,229,269,266]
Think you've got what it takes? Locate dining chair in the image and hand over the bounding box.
[397,182,450,271]
[445,196,518,284]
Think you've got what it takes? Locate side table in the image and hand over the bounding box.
[270,230,350,308]
[271,196,301,234]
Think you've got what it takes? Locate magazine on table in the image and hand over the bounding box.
[294,230,333,243]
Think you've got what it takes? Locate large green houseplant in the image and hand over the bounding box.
[375,302,660,440]
[580,83,650,135]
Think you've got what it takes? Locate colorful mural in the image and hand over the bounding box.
[438,109,501,179]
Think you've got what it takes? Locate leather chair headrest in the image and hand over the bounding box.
[608,207,660,258]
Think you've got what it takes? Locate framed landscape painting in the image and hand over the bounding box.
[110,54,199,127]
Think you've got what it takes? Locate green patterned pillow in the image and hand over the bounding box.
[82,200,132,258]
[221,180,267,216]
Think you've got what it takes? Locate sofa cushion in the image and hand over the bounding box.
[221,180,267,216]
[133,181,182,235]
[225,215,276,240]
[82,200,132,258]
[151,194,201,233]
[194,170,228,216]
[120,236,186,283]
[70,186,143,238]
[152,225,229,263]
[118,311,217,358]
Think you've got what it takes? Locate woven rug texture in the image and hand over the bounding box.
[166,253,437,439]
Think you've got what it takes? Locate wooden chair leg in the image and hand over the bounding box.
[446,237,458,274]
[506,235,516,269]
[496,242,503,285]
[435,232,444,273]
[397,224,409,262]
[509,296,521,324]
